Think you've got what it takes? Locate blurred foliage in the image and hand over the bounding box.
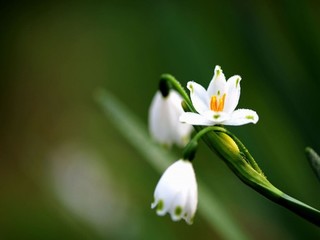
[0,0,320,239]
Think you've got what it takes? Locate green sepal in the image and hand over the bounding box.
[159,77,171,97]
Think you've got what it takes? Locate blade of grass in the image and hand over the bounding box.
[94,89,251,240]
[305,147,320,182]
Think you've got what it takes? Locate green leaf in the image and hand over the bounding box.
[305,147,320,182]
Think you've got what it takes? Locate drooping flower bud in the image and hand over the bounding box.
[151,159,198,224]
[149,90,193,147]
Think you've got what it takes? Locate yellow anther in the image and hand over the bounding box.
[210,96,218,111]
[218,93,226,111]
[210,93,226,112]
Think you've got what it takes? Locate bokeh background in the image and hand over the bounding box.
[1,1,320,239]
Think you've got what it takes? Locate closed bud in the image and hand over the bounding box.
[216,132,239,154]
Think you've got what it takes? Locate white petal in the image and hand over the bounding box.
[187,81,209,114]
[183,176,198,224]
[180,112,214,126]
[149,91,172,145]
[224,75,241,113]
[201,110,230,124]
[153,160,189,197]
[152,160,197,220]
[222,109,259,126]
[149,92,171,143]
[168,91,194,146]
[169,190,188,221]
[148,91,192,147]
[153,164,180,215]
[168,160,197,223]
[207,65,227,97]
[167,90,184,110]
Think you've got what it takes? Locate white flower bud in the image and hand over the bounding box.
[151,159,198,224]
[149,90,193,147]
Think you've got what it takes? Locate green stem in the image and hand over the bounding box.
[183,126,225,161]
[190,126,220,142]
[199,127,320,227]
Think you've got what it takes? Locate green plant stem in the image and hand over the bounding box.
[195,125,320,227]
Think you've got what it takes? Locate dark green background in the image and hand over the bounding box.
[1,1,320,239]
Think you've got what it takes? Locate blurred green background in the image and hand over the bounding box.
[1,1,320,239]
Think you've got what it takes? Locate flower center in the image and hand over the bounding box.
[210,93,226,112]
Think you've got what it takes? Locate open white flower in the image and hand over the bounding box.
[149,90,193,147]
[180,65,259,126]
[151,159,198,225]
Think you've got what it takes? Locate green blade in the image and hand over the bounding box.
[305,147,320,182]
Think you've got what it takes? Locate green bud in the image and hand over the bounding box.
[181,100,189,112]
[216,132,240,154]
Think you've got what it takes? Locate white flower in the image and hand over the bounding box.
[149,90,193,147]
[151,159,198,225]
[180,65,259,126]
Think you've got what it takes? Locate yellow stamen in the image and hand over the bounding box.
[210,94,226,112]
[210,96,217,111]
[218,93,226,111]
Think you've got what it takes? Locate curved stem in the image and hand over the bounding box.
[183,126,228,161]
[190,126,221,142]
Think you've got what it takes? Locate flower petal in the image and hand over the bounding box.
[152,161,184,215]
[201,110,230,124]
[152,159,198,223]
[207,65,227,97]
[167,91,193,146]
[169,191,188,222]
[187,81,209,114]
[183,176,198,224]
[148,90,192,147]
[222,109,259,126]
[224,75,241,113]
[179,112,214,126]
[149,92,171,144]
